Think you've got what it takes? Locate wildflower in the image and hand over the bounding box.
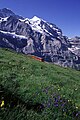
[75,88,77,91]
[0,100,4,107]
[63,95,65,97]
[22,67,25,70]
[76,106,78,109]
[61,102,65,107]
[58,88,60,91]
[76,113,79,116]
[58,96,61,100]
[54,103,58,107]
[9,62,11,64]
[47,102,51,108]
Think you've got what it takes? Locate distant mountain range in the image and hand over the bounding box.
[0,8,80,70]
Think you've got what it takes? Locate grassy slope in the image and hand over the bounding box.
[0,48,80,120]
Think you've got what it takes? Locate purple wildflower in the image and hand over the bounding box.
[76,113,79,117]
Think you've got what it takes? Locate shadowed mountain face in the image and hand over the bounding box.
[0,8,80,70]
[0,8,15,17]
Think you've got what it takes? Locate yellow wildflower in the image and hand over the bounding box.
[0,100,4,107]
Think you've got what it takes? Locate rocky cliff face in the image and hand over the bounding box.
[0,8,80,70]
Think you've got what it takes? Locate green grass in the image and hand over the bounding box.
[0,48,80,120]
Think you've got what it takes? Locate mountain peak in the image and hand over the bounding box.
[0,8,15,18]
[1,8,14,14]
[0,8,24,19]
[2,8,11,11]
[31,16,41,21]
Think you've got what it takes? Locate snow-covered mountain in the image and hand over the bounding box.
[0,8,80,70]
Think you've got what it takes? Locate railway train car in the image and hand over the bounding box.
[31,55,44,62]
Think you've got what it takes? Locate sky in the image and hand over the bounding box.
[0,0,80,37]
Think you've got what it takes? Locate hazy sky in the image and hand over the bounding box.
[0,0,80,37]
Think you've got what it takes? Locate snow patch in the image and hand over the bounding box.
[30,16,41,21]
[0,17,8,23]
[0,30,27,39]
[68,47,80,52]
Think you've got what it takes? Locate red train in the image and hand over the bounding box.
[31,55,44,62]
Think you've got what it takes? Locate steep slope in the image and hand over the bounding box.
[0,8,80,70]
[0,8,15,18]
[0,48,80,120]
[0,8,23,19]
